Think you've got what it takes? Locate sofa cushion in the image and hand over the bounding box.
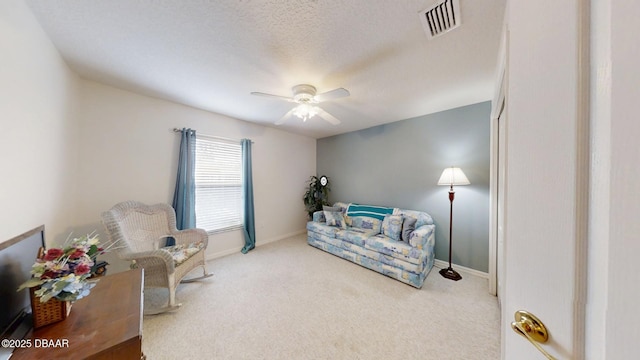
[365,234,424,265]
[349,216,383,233]
[381,215,404,241]
[336,228,379,247]
[324,211,347,229]
[307,221,340,238]
[401,217,417,242]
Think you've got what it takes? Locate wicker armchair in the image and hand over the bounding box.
[101,201,212,314]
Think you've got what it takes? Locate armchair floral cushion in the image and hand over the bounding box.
[166,242,206,266]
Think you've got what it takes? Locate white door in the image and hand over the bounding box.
[500,1,589,359]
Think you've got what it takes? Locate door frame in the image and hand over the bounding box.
[489,24,508,297]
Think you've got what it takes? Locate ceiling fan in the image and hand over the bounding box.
[251,84,349,125]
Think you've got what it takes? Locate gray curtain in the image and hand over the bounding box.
[171,128,196,246]
[240,138,255,254]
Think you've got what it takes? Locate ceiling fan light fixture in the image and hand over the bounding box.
[293,104,319,122]
[293,92,317,104]
[251,83,347,126]
[291,84,317,103]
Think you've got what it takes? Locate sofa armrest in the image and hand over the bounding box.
[409,224,435,250]
[312,210,326,223]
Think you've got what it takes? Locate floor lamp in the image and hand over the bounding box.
[437,167,470,281]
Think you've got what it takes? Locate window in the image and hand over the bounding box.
[194,136,242,233]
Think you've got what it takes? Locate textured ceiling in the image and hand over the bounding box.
[26,0,506,139]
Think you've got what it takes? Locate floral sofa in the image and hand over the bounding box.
[306,202,435,288]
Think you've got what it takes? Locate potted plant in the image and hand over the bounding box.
[303,175,330,219]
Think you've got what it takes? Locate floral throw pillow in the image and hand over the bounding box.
[382,215,404,241]
[324,211,347,229]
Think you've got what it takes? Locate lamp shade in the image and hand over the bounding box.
[437,167,470,186]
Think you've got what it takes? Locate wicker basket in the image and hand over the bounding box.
[29,288,72,329]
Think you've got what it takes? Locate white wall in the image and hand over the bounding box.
[75,80,316,263]
[0,0,80,245]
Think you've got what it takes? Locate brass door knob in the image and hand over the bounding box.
[511,310,557,360]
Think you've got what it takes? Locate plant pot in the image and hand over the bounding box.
[29,288,72,329]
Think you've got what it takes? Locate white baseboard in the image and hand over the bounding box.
[205,229,306,261]
[434,259,489,279]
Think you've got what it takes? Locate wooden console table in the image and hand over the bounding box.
[12,268,144,360]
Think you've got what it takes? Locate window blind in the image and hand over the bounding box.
[194,136,243,233]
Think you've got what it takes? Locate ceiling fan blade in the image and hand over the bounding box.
[250,92,295,102]
[314,88,350,102]
[275,107,296,125]
[316,108,341,125]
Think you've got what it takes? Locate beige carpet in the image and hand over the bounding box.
[142,234,500,359]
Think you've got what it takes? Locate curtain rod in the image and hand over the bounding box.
[172,128,253,143]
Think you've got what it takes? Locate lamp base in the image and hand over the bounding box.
[439,267,462,281]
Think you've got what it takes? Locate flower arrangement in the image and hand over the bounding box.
[18,231,116,303]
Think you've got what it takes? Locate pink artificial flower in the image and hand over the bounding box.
[43,248,64,261]
[41,270,59,279]
[74,263,91,275]
[69,248,86,259]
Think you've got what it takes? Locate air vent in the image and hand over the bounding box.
[419,0,461,39]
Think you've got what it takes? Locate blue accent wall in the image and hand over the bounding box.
[317,101,491,272]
